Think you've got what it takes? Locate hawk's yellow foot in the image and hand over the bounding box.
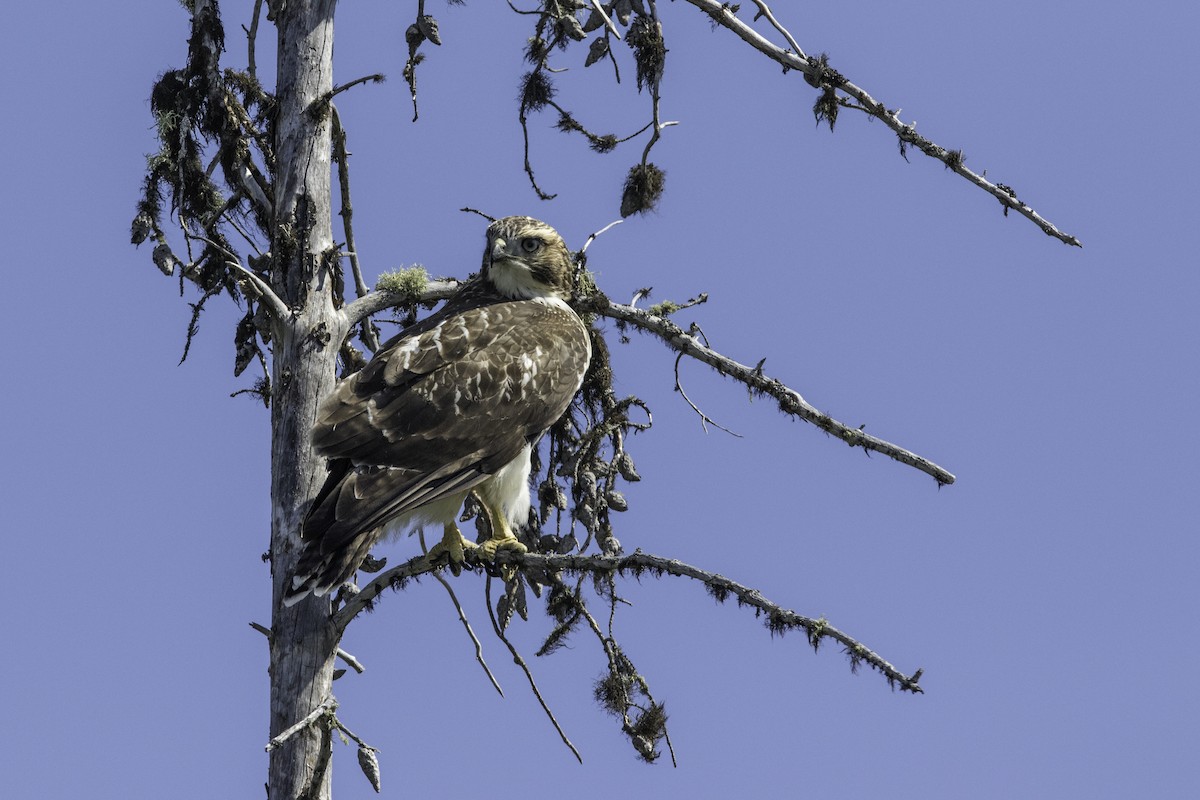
[476,534,528,560]
[424,523,477,575]
[475,505,527,561]
[477,530,526,583]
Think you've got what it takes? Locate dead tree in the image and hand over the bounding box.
[132,2,1077,797]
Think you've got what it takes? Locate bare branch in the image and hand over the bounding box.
[330,715,382,793]
[329,105,380,352]
[580,218,623,255]
[748,0,806,59]
[187,232,290,321]
[236,162,273,217]
[243,0,263,80]
[598,298,956,485]
[334,554,428,632]
[334,552,922,693]
[266,697,338,752]
[683,0,1080,246]
[336,648,366,675]
[319,73,386,106]
[251,621,365,674]
[330,106,365,300]
[588,0,621,39]
[340,279,462,333]
[536,551,924,693]
[331,715,373,750]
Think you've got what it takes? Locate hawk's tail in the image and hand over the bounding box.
[281,535,373,607]
[281,459,370,607]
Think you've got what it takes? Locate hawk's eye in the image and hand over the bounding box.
[519,237,543,255]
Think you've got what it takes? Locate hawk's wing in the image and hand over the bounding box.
[301,291,590,555]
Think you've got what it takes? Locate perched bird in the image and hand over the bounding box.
[283,216,592,606]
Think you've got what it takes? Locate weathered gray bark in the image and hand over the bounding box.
[267,2,341,799]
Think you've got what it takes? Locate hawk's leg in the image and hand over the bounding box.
[476,504,528,560]
[424,523,477,575]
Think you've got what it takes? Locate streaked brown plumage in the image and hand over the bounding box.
[284,217,591,605]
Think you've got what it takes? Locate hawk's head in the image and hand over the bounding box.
[482,216,574,300]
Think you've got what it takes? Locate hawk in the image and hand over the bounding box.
[283,216,592,606]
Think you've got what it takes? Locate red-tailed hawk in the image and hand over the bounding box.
[283,216,591,605]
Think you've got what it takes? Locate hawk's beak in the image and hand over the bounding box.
[491,238,509,262]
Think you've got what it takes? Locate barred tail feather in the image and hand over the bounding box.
[281,531,375,607]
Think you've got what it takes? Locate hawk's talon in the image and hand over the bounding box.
[476,536,528,561]
[424,526,477,575]
[475,536,526,581]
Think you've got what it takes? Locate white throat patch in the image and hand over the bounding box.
[489,259,561,300]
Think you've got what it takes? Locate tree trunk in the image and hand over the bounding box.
[267,2,341,799]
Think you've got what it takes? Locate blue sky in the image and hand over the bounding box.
[3,1,1197,798]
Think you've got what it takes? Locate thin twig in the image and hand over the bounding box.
[221,210,264,256]
[580,218,623,255]
[331,716,373,750]
[520,101,558,200]
[674,351,742,437]
[485,576,584,763]
[433,571,504,695]
[460,207,496,223]
[505,1,543,17]
[660,699,678,766]
[515,13,562,200]
[547,99,655,151]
